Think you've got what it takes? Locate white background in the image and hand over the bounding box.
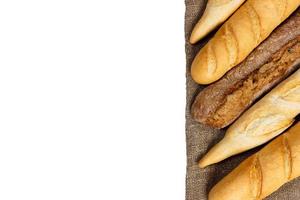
[0,0,186,200]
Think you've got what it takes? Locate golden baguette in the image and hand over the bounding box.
[191,0,300,84]
[190,0,246,44]
[209,122,300,200]
[199,68,300,168]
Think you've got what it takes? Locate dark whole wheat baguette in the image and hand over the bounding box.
[191,8,300,129]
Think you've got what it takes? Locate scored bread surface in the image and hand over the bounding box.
[191,0,300,84]
[199,69,300,168]
[209,123,300,200]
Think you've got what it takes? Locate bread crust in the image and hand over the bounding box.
[189,0,246,44]
[191,10,300,129]
[199,69,300,168]
[209,122,300,200]
[191,0,300,84]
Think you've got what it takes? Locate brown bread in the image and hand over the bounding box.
[199,69,300,168]
[192,9,300,129]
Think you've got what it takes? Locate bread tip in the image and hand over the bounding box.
[198,158,210,169]
[191,55,218,84]
[189,22,207,44]
[191,67,213,85]
[189,26,204,44]
[189,34,198,45]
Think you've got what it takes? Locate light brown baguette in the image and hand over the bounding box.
[191,0,300,84]
[209,122,300,200]
[189,0,246,44]
[199,69,300,168]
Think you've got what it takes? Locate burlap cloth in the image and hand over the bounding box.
[185,1,300,199]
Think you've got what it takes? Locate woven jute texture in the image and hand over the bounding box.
[184,1,300,199]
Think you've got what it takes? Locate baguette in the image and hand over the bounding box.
[191,0,300,84]
[199,69,300,168]
[209,122,300,200]
[189,0,246,44]
[192,10,300,128]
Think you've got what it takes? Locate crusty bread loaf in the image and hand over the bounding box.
[189,0,246,44]
[199,69,300,168]
[209,122,300,200]
[191,10,300,128]
[191,0,300,84]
